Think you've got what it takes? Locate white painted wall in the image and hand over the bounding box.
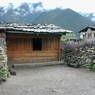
[80,28,95,40]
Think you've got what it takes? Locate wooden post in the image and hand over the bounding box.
[58,36,61,61]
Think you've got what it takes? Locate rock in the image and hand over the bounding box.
[9,69,16,76]
[92,59,95,63]
[86,59,91,64]
[0,56,4,60]
[0,63,4,69]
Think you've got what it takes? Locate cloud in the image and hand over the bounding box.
[0,0,95,13]
[62,0,95,13]
[40,0,64,9]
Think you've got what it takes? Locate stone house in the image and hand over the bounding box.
[0,23,71,67]
[80,26,95,40]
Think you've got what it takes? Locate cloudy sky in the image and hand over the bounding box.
[0,0,95,13]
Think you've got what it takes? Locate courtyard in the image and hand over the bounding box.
[0,65,95,95]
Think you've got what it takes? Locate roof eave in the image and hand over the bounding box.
[79,26,95,33]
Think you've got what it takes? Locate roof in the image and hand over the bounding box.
[0,23,72,35]
[79,26,95,33]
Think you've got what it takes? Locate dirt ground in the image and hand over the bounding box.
[0,65,95,95]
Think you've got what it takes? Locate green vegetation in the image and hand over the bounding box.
[0,67,10,82]
[61,32,77,41]
[89,63,95,71]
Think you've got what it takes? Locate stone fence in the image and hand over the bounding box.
[61,39,95,67]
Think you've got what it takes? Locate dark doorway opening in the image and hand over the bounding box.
[33,38,42,51]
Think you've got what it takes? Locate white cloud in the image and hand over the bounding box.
[0,0,95,13]
[40,0,64,9]
[62,0,95,13]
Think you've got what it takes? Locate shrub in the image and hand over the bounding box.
[0,67,10,82]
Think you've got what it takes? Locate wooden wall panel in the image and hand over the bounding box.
[6,33,61,63]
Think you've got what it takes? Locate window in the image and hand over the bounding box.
[32,38,42,51]
[83,34,85,38]
[88,33,92,39]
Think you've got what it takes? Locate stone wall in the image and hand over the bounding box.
[61,39,95,67]
[0,33,7,69]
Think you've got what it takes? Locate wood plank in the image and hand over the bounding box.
[7,33,61,63]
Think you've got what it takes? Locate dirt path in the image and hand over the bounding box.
[0,65,95,95]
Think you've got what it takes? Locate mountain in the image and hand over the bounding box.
[0,3,95,35]
[80,12,95,22]
[33,8,95,32]
[0,2,44,23]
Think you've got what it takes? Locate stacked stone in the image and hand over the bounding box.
[0,34,9,82]
[62,41,95,67]
[0,36,7,69]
